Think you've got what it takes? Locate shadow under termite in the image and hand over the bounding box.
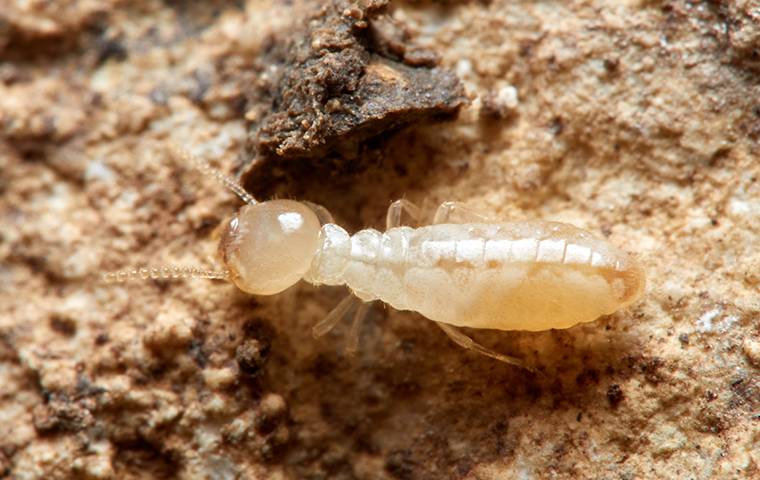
[239,125,449,233]
[235,276,646,479]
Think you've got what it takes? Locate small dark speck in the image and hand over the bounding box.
[236,339,271,376]
[490,420,508,435]
[640,357,664,384]
[95,37,128,66]
[196,216,219,235]
[753,105,760,117]
[527,382,543,400]
[188,339,208,368]
[607,384,624,407]
[678,333,689,346]
[242,318,273,339]
[549,117,564,136]
[88,92,104,107]
[576,412,583,422]
[576,368,600,386]
[519,40,534,57]
[706,390,717,401]
[76,376,106,397]
[95,333,109,346]
[49,315,76,337]
[399,338,415,353]
[603,58,619,72]
[710,218,719,226]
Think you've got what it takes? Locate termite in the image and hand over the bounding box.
[106,147,646,370]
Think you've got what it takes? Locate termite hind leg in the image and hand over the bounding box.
[435,322,538,373]
[312,295,358,339]
[433,201,491,224]
[345,302,371,356]
[386,199,423,229]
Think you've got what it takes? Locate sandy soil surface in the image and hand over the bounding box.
[1,0,758,479]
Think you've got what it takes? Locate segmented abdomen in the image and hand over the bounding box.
[412,228,626,271]
[347,222,625,271]
[340,221,645,331]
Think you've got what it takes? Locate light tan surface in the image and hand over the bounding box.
[1,0,758,479]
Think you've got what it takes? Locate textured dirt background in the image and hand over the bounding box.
[1,0,759,479]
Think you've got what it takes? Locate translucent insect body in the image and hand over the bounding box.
[108,147,646,370]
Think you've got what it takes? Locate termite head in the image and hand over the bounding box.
[219,199,322,295]
[104,149,330,290]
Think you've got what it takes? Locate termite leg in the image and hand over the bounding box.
[312,295,357,339]
[435,322,537,373]
[386,199,423,229]
[345,302,371,356]
[433,201,491,224]
[303,200,335,225]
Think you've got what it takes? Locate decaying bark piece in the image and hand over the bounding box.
[244,0,467,169]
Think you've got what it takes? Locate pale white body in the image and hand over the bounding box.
[109,148,646,367]
[306,220,645,332]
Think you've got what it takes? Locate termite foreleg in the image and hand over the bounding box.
[303,201,335,225]
[313,295,358,338]
[313,296,373,356]
[345,302,371,356]
[386,199,423,229]
[433,201,491,224]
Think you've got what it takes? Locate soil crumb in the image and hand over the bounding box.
[243,0,466,194]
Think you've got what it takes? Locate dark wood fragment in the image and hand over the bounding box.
[242,0,466,188]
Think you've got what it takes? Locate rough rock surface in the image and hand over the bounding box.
[242,0,467,197]
[247,0,465,158]
[1,0,758,479]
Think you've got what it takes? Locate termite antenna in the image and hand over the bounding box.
[102,266,230,283]
[169,144,257,205]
